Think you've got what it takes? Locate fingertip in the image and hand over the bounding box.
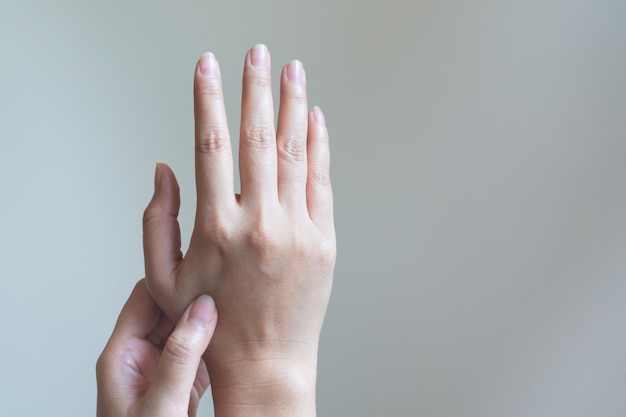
[284,59,305,84]
[248,43,270,68]
[151,162,180,210]
[153,162,175,190]
[146,296,217,404]
[197,52,220,77]
[187,294,218,328]
[311,106,326,127]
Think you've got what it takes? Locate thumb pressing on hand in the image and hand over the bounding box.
[145,294,218,412]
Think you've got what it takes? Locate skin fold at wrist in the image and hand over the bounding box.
[208,354,318,417]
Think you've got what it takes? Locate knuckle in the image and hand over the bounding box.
[196,78,222,100]
[317,251,336,272]
[247,219,281,257]
[250,71,271,88]
[142,204,160,227]
[310,164,331,187]
[95,352,110,377]
[278,137,305,162]
[290,236,310,259]
[248,225,272,251]
[163,333,197,367]
[196,127,230,155]
[243,122,274,150]
[285,86,306,104]
[205,219,235,248]
[97,348,134,380]
[317,238,337,269]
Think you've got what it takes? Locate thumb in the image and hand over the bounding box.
[143,163,183,317]
[146,295,218,409]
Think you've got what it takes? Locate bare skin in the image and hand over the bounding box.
[96,279,218,417]
[142,44,335,417]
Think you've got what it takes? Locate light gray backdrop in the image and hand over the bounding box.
[1,0,625,416]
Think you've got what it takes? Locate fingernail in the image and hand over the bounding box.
[312,106,325,126]
[199,52,219,77]
[249,44,269,68]
[154,162,163,190]
[286,60,304,83]
[188,295,216,327]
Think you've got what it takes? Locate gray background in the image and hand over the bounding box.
[1,0,625,416]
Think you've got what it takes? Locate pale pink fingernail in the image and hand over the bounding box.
[199,52,219,77]
[286,60,305,83]
[313,106,325,126]
[249,44,270,68]
[188,295,217,327]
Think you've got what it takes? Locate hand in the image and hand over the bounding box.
[96,279,218,417]
[142,44,335,415]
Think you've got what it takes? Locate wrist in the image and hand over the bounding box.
[207,352,318,417]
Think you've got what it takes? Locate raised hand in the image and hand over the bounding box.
[142,44,335,416]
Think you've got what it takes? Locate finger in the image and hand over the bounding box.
[239,44,278,205]
[277,60,308,212]
[96,279,161,412]
[147,312,175,349]
[194,52,235,212]
[143,163,183,317]
[147,295,218,408]
[306,107,334,230]
[188,359,210,417]
[108,279,162,342]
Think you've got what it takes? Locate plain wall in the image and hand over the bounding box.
[1,0,625,416]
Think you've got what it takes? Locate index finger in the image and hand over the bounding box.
[107,279,161,342]
[194,52,236,213]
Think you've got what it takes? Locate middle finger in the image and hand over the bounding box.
[239,44,278,205]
